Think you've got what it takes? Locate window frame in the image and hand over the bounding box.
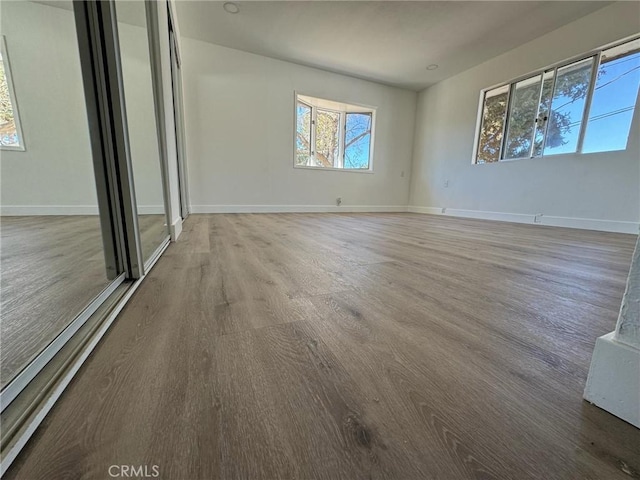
[296,99,313,165]
[293,92,376,173]
[0,35,26,152]
[472,33,640,165]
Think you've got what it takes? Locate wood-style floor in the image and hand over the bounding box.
[5,213,640,480]
[0,215,167,387]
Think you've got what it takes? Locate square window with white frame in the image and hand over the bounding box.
[295,94,375,171]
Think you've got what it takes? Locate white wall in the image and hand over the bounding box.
[0,1,168,215]
[409,2,640,234]
[180,38,417,212]
[0,1,97,213]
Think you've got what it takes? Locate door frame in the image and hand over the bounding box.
[167,4,190,220]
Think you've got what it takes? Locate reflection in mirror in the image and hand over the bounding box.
[0,0,115,386]
[115,0,168,263]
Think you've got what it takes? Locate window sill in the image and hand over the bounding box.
[294,164,374,174]
[473,148,628,164]
[0,145,26,152]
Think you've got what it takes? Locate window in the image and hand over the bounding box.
[583,39,640,153]
[0,36,24,150]
[474,36,640,164]
[544,57,594,155]
[476,85,508,163]
[295,94,375,171]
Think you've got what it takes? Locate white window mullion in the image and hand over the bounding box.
[311,106,317,167]
[529,74,548,158]
[498,84,514,161]
[539,67,559,156]
[337,112,345,168]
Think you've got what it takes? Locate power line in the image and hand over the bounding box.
[565,105,634,128]
[594,65,640,92]
[553,64,640,113]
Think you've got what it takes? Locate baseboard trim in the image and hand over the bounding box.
[584,332,640,428]
[170,216,183,241]
[1,205,165,216]
[3,204,636,234]
[137,206,165,215]
[407,206,639,234]
[1,205,100,216]
[191,205,409,214]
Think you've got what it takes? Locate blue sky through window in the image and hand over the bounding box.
[344,113,371,168]
[544,58,593,155]
[583,50,640,153]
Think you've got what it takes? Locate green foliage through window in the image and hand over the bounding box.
[295,94,374,170]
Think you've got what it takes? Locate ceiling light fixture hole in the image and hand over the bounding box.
[223,2,240,14]
[426,64,439,71]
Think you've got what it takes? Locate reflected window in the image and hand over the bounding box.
[0,36,24,150]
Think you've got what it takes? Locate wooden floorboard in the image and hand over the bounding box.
[0,215,167,387]
[5,213,639,480]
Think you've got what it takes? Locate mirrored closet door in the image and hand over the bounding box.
[1,0,171,472]
[114,0,170,265]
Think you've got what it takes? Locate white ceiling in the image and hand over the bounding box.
[176,1,611,91]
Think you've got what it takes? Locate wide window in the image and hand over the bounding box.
[0,36,24,150]
[474,36,640,164]
[295,94,375,171]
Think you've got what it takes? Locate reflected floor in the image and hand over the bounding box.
[139,214,168,263]
[0,214,167,387]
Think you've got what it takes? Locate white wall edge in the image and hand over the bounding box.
[170,216,183,241]
[407,206,640,234]
[584,331,640,428]
[1,205,166,216]
[191,205,409,214]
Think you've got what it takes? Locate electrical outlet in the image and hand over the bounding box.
[534,213,543,223]
[444,180,449,188]
[441,207,447,214]
[336,197,342,206]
